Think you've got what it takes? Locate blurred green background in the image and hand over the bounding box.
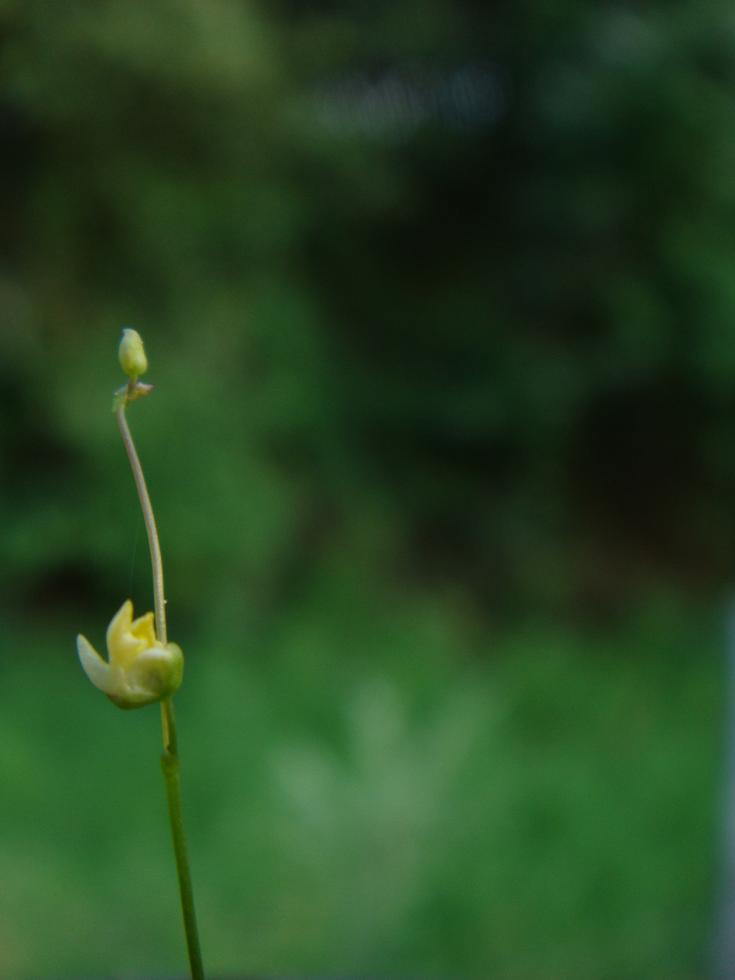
[0,2,733,977]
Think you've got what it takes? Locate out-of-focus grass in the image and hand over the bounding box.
[0,596,722,978]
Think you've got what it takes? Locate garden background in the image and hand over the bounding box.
[0,3,732,977]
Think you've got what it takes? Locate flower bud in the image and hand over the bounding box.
[118,328,148,381]
[77,600,183,709]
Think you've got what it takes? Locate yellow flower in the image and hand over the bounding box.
[118,328,148,381]
[77,600,183,709]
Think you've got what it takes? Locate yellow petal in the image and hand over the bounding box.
[77,634,115,695]
[130,611,157,648]
[106,599,132,649]
[106,599,147,669]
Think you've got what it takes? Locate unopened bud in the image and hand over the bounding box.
[118,328,148,381]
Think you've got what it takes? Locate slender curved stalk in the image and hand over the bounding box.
[115,403,167,644]
[116,396,205,980]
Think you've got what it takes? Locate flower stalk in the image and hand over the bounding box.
[115,376,205,980]
[77,329,205,979]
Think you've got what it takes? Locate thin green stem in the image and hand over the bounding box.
[160,699,203,979]
[116,395,205,980]
[115,400,167,644]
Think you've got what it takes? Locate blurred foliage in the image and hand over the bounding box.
[0,1,733,976]
[0,602,722,977]
[3,1,735,622]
